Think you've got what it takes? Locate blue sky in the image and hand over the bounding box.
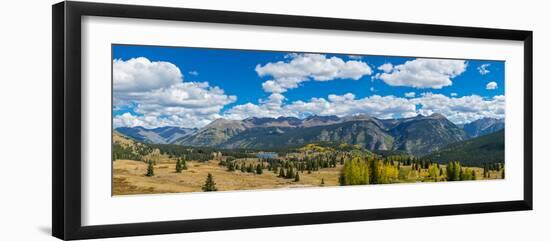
[112,44,505,128]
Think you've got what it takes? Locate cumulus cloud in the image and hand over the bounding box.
[225,93,417,121]
[486,81,498,90]
[112,57,236,128]
[404,92,416,98]
[375,58,467,89]
[224,92,504,124]
[378,63,393,73]
[413,93,504,123]
[113,57,183,93]
[256,53,372,93]
[477,64,490,75]
[450,93,458,97]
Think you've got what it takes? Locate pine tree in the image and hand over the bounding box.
[287,166,295,179]
[146,160,155,177]
[294,171,300,182]
[227,162,235,171]
[278,168,285,178]
[175,159,183,173]
[202,173,218,192]
[256,164,263,174]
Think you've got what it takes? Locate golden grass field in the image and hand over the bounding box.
[113,158,341,195]
[113,157,503,195]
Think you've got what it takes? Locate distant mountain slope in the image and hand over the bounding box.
[390,113,468,156]
[462,117,504,138]
[217,119,394,150]
[115,126,197,144]
[174,113,468,156]
[174,119,247,147]
[422,129,504,166]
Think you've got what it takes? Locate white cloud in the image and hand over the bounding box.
[113,57,182,93]
[225,93,418,121]
[477,64,490,75]
[376,58,467,89]
[404,92,416,98]
[486,81,498,90]
[413,93,504,124]
[113,57,236,128]
[378,63,393,73]
[450,92,458,97]
[256,53,372,93]
[189,71,199,76]
[225,92,504,124]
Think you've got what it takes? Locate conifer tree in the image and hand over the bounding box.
[294,171,300,182]
[146,160,155,177]
[256,164,263,174]
[279,168,285,178]
[202,173,218,192]
[175,159,183,173]
[287,166,295,179]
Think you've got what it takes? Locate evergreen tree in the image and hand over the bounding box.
[321,178,325,186]
[294,171,300,182]
[279,168,285,178]
[241,164,246,172]
[146,160,154,177]
[247,164,254,173]
[256,164,263,174]
[227,161,235,171]
[287,166,295,179]
[202,173,218,192]
[175,159,183,173]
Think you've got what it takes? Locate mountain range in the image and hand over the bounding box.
[115,126,197,144]
[461,117,505,138]
[115,114,504,156]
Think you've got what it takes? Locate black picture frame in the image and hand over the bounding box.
[52,1,533,240]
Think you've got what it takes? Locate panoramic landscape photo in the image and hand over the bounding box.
[112,44,505,195]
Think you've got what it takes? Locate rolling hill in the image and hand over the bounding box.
[422,129,504,166]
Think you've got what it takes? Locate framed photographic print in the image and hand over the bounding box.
[52,1,533,240]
